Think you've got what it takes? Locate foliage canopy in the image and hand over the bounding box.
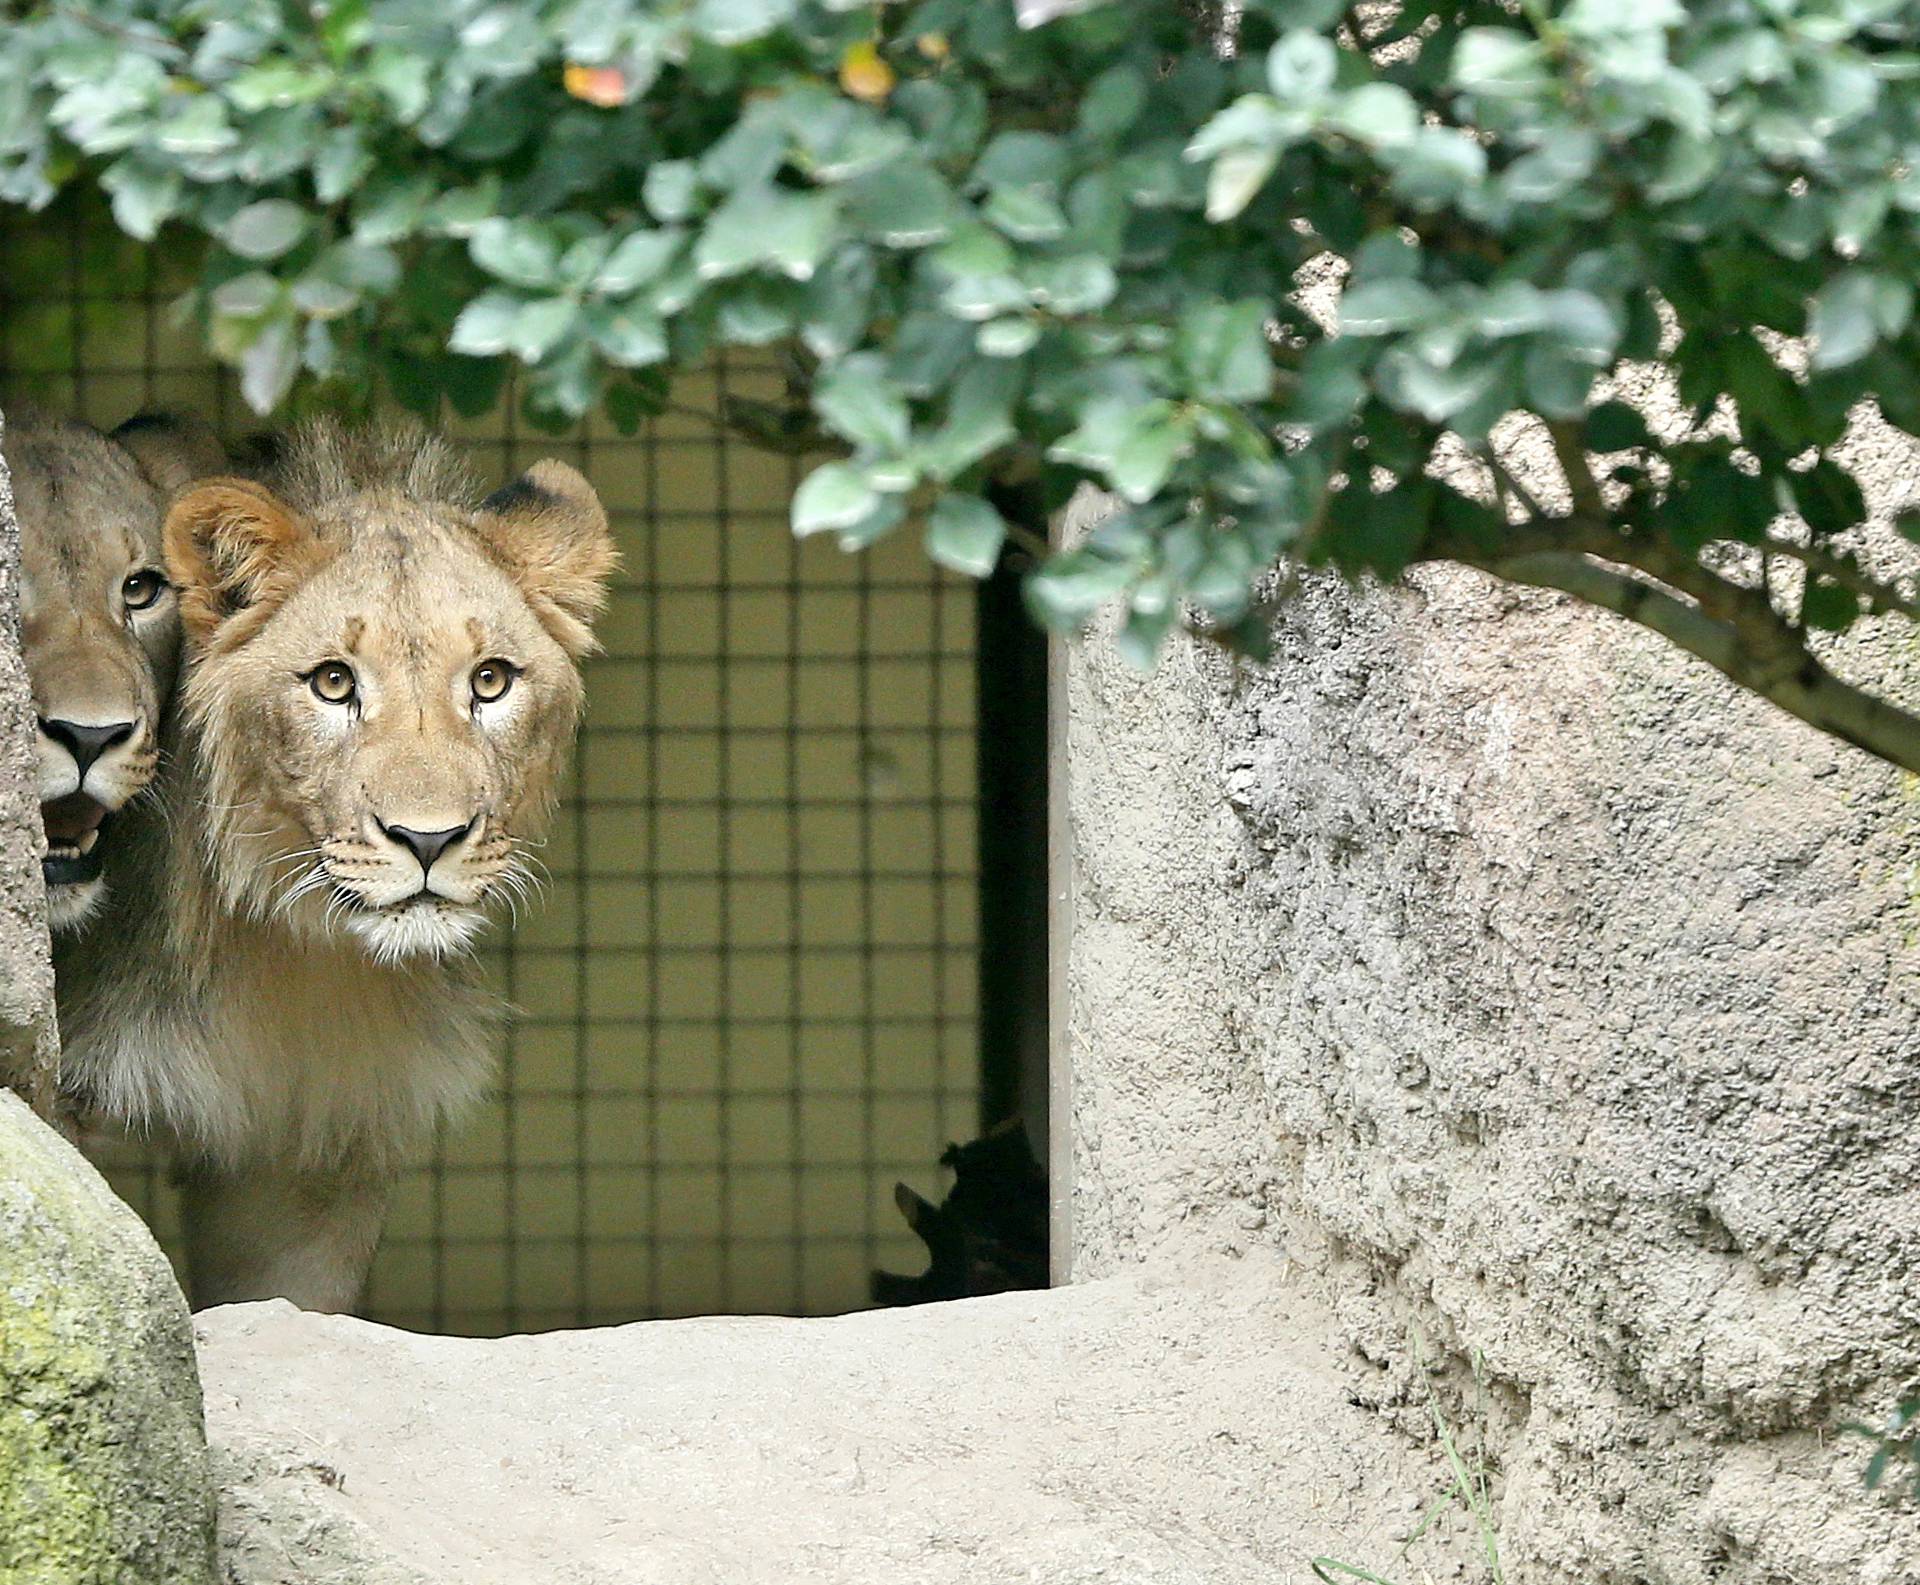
[7,1,1920,767]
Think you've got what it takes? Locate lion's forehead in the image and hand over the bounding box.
[279,524,533,632]
[13,440,157,597]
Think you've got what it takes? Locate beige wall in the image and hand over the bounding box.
[3,215,980,1330]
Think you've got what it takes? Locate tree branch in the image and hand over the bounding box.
[1425,509,1920,776]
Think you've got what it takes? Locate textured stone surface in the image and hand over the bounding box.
[0,1089,216,1584]
[1063,504,1920,1579]
[199,1256,1481,1585]
[0,409,57,1106]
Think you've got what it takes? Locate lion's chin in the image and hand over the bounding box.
[45,876,107,933]
[344,900,488,964]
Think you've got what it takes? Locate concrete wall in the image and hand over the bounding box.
[1061,482,1920,1578]
[0,409,58,1108]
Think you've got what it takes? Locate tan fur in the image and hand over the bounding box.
[55,419,616,1312]
[8,409,225,931]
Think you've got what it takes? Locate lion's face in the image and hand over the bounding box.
[166,452,615,964]
[11,415,224,930]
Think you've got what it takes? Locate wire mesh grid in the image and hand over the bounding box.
[1,203,984,1332]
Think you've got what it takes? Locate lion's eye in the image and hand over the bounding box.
[308,661,358,705]
[122,569,167,612]
[471,659,517,705]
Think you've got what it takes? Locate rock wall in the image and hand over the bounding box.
[0,408,57,1106]
[0,1090,216,1584]
[1063,513,1920,1578]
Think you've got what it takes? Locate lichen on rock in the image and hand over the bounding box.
[1,1090,215,1584]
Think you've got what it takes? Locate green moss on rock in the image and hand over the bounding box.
[0,1092,215,1584]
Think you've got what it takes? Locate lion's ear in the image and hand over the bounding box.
[164,479,313,645]
[111,412,227,500]
[473,460,618,659]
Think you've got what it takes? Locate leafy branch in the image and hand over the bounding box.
[4,0,1920,769]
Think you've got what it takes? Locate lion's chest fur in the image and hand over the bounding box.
[57,814,500,1173]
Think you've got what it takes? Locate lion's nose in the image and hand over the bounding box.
[40,718,136,780]
[377,817,475,876]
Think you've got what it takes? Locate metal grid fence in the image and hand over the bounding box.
[1,202,984,1331]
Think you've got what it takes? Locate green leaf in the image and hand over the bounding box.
[229,61,334,112]
[470,219,561,289]
[586,305,669,367]
[977,317,1040,358]
[1323,478,1433,579]
[1378,346,1508,422]
[314,128,374,204]
[1111,410,1194,502]
[983,184,1069,243]
[1049,396,1195,503]
[693,0,797,45]
[844,163,956,246]
[100,159,182,240]
[212,272,282,318]
[1384,126,1487,210]
[1287,341,1368,431]
[941,268,1030,322]
[1178,300,1274,403]
[597,229,683,294]
[695,187,839,281]
[1541,290,1619,364]
[1723,335,1813,445]
[974,131,1068,191]
[1810,272,1910,371]
[835,494,907,552]
[926,493,1008,578]
[643,160,703,222]
[1266,31,1337,101]
[1451,28,1552,97]
[1789,459,1866,537]
[1327,84,1418,149]
[239,316,300,413]
[426,179,501,239]
[225,200,310,261]
[1472,283,1552,338]
[1078,64,1146,142]
[1204,145,1279,223]
[1048,395,1140,472]
[1024,254,1117,315]
[1025,547,1138,630]
[290,273,357,320]
[450,291,526,356]
[366,50,431,121]
[792,461,880,536]
[801,245,877,359]
[1187,95,1298,163]
[1116,598,1176,671]
[1801,577,1859,632]
[1339,279,1441,335]
[919,359,1021,477]
[715,280,801,344]
[1522,341,1596,419]
[508,298,579,361]
[814,354,912,453]
[1586,400,1651,451]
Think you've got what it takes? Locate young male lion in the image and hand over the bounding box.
[9,410,224,930]
[54,420,616,1312]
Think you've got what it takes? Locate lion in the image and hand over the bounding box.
[9,410,225,930]
[53,419,616,1312]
